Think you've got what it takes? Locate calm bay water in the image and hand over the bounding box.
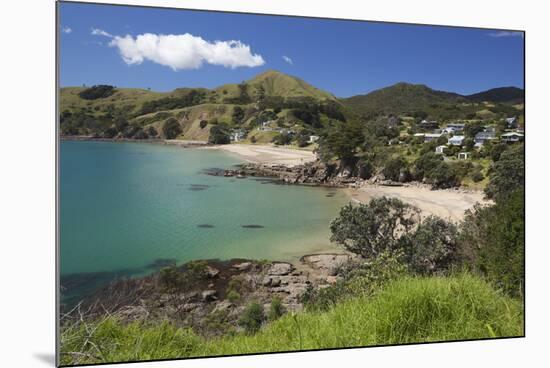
[60,141,348,302]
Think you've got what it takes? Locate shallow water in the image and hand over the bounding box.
[60,141,348,302]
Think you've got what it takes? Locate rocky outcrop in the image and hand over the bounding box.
[206,160,406,188]
[72,254,352,339]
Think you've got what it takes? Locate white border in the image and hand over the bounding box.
[1,1,548,367]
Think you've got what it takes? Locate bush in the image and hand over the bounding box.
[78,85,116,100]
[408,216,459,275]
[330,198,419,259]
[238,302,265,334]
[163,118,182,139]
[272,133,292,146]
[199,120,208,129]
[208,125,230,144]
[485,144,524,200]
[268,296,285,321]
[159,266,182,290]
[471,170,484,183]
[460,189,524,296]
[227,290,240,303]
[382,157,408,182]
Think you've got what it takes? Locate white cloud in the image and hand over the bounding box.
[91,28,113,38]
[62,26,72,34]
[92,29,265,70]
[282,55,293,65]
[489,31,524,38]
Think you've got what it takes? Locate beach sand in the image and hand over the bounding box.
[349,185,491,222]
[206,144,317,166]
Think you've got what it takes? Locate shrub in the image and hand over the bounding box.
[78,85,116,100]
[485,144,524,200]
[163,118,182,139]
[272,133,292,146]
[159,266,182,290]
[208,125,230,144]
[185,260,208,280]
[382,157,408,182]
[227,290,240,303]
[238,302,265,334]
[408,216,459,275]
[199,120,208,129]
[330,198,419,259]
[471,170,484,183]
[460,189,524,296]
[268,296,285,321]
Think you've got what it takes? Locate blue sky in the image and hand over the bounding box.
[59,2,524,98]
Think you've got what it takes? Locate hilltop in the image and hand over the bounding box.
[60,70,342,143]
[341,82,524,119]
[60,71,524,146]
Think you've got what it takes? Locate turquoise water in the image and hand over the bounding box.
[60,141,348,301]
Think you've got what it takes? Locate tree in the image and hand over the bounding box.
[163,118,182,139]
[485,144,524,200]
[382,157,408,182]
[408,216,459,275]
[232,106,245,124]
[464,121,485,138]
[460,189,524,296]
[199,120,208,129]
[463,137,475,151]
[330,198,419,259]
[272,132,292,146]
[317,121,364,162]
[208,125,230,144]
[78,85,116,100]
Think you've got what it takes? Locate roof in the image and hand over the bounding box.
[424,133,442,138]
[475,131,496,139]
[501,132,524,137]
[449,135,465,141]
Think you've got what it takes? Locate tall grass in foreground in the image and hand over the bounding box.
[60,273,523,366]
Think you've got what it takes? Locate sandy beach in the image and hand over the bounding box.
[349,185,491,222]
[206,144,317,166]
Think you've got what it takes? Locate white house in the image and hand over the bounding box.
[448,135,465,146]
[441,127,456,135]
[505,117,519,129]
[474,131,496,145]
[501,132,524,143]
[423,133,442,142]
[447,123,466,130]
[458,152,470,160]
[308,135,320,143]
[435,145,447,154]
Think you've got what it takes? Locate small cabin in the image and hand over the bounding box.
[458,152,470,160]
[501,132,524,143]
[448,135,465,146]
[435,145,447,154]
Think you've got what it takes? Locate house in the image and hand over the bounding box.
[458,152,470,160]
[448,135,465,146]
[419,119,439,129]
[230,129,246,142]
[474,131,496,145]
[423,133,442,142]
[308,135,320,143]
[441,127,456,135]
[505,117,519,129]
[435,145,447,154]
[447,123,466,130]
[501,132,524,143]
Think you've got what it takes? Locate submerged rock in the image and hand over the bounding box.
[241,224,265,229]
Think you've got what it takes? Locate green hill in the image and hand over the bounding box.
[59,71,343,141]
[466,86,524,104]
[341,82,467,116]
[341,82,524,120]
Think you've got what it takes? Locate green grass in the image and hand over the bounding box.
[60,273,523,366]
